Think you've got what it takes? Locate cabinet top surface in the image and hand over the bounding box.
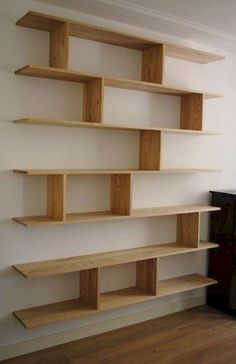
[210,190,236,196]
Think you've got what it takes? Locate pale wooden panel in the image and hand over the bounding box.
[177,212,200,248]
[49,22,69,69]
[136,258,158,295]
[80,268,100,309]
[139,130,161,170]
[180,94,203,130]
[13,241,218,279]
[15,65,221,99]
[13,274,216,328]
[16,11,225,63]
[14,118,221,135]
[83,78,104,123]
[13,168,220,175]
[142,45,164,84]
[110,174,132,215]
[13,205,220,227]
[47,174,66,221]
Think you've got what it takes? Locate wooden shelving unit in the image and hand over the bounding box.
[12,11,223,328]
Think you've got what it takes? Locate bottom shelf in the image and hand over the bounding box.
[14,274,216,328]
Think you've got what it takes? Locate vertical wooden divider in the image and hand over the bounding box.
[176,212,200,248]
[47,174,66,221]
[180,93,203,130]
[110,174,132,215]
[142,44,164,84]
[139,130,162,170]
[136,258,158,295]
[49,21,69,69]
[80,268,100,309]
[83,78,104,123]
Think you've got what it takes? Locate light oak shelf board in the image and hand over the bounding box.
[16,11,225,64]
[13,274,216,328]
[14,241,218,279]
[14,168,220,175]
[15,65,221,99]
[14,118,220,135]
[13,205,220,227]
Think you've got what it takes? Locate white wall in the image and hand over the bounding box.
[1,0,236,351]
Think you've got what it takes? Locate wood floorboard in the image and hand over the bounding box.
[2,305,236,364]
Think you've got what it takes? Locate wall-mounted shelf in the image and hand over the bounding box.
[13,274,216,328]
[14,118,220,135]
[14,241,218,279]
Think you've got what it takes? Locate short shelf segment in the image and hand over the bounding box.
[14,118,221,135]
[13,274,216,328]
[13,241,218,279]
[15,65,221,99]
[13,205,220,227]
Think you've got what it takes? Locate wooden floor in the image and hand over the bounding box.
[3,305,236,364]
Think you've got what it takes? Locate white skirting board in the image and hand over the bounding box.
[0,295,205,361]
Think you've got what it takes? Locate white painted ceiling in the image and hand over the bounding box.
[37,0,236,52]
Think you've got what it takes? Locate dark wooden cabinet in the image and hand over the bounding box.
[208,190,236,315]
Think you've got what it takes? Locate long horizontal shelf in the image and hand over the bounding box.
[15,65,221,99]
[13,241,218,279]
[13,274,216,328]
[16,11,224,64]
[14,118,220,135]
[14,168,220,175]
[14,205,220,227]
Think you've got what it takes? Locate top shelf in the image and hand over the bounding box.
[17,11,225,64]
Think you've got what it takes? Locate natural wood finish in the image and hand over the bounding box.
[14,118,221,135]
[177,212,200,248]
[13,168,220,175]
[110,174,132,215]
[7,306,236,364]
[13,274,216,328]
[142,45,164,84]
[15,65,221,99]
[80,268,100,309]
[13,241,218,279]
[180,94,203,130]
[83,78,104,123]
[49,21,69,69]
[136,258,158,295]
[139,130,161,170]
[47,174,66,221]
[16,11,225,63]
[13,205,220,227]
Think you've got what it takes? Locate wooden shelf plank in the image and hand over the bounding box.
[15,65,222,99]
[16,11,225,64]
[13,205,220,227]
[14,168,220,175]
[13,241,218,279]
[13,274,216,328]
[14,118,221,135]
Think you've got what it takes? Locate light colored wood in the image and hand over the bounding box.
[13,205,220,227]
[180,94,203,130]
[13,241,218,279]
[16,11,225,64]
[80,268,100,309]
[142,45,164,84]
[15,65,221,99]
[13,274,216,328]
[47,174,66,221]
[14,118,221,135]
[177,212,200,248]
[49,21,69,69]
[13,168,221,175]
[110,174,132,215]
[83,78,104,123]
[139,130,161,170]
[136,258,158,295]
